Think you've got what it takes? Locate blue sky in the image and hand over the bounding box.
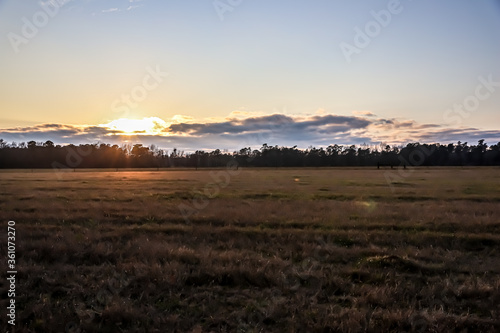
[0,0,499,151]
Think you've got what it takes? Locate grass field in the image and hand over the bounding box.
[1,167,500,332]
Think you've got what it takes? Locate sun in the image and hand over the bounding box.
[102,117,168,135]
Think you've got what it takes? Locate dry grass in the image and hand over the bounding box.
[0,167,499,332]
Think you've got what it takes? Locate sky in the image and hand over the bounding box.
[0,0,499,152]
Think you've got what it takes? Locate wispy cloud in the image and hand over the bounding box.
[98,1,145,14]
[352,110,376,117]
[1,112,499,151]
[101,7,119,13]
[126,5,143,11]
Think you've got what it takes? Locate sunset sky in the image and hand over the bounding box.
[1,0,499,151]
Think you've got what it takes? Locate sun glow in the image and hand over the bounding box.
[101,117,168,135]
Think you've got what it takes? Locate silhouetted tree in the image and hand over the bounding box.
[1,139,499,169]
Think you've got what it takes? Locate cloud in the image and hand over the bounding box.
[99,1,144,14]
[101,7,118,13]
[127,5,141,10]
[1,112,499,152]
[352,110,376,117]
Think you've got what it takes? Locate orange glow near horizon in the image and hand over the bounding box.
[101,117,169,136]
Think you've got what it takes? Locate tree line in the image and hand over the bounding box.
[0,139,499,169]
